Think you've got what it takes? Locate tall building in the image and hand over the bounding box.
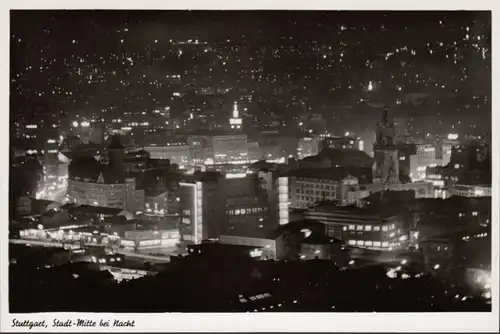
[224,176,272,235]
[229,101,243,130]
[372,108,399,184]
[179,172,226,243]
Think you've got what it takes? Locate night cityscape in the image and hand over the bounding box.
[9,10,492,314]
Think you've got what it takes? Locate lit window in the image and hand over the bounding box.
[356,240,364,246]
[382,226,388,231]
[374,226,380,231]
[365,241,373,246]
[348,240,356,245]
[342,226,347,231]
[364,225,372,231]
[472,211,478,216]
[348,225,355,230]
[374,241,381,247]
[382,242,389,247]
[356,225,363,231]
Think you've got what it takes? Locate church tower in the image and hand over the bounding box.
[372,107,399,184]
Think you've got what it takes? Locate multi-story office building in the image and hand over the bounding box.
[284,167,370,209]
[411,143,438,181]
[179,172,226,243]
[303,203,409,251]
[224,176,272,236]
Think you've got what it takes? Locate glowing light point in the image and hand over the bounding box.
[368,81,373,91]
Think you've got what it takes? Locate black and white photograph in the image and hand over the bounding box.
[3,3,498,332]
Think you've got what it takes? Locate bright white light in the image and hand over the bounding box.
[386,269,397,279]
[401,259,407,265]
[367,81,373,91]
[348,260,355,265]
[447,133,459,140]
[434,264,440,270]
[72,121,79,127]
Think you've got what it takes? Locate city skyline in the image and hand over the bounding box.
[6,8,495,331]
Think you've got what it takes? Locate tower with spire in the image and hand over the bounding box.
[372,107,399,185]
[229,101,242,130]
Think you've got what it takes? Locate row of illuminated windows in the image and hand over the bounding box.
[227,207,266,215]
[342,224,396,232]
[296,189,337,196]
[348,240,388,247]
[296,193,335,201]
[348,240,402,248]
[296,183,336,190]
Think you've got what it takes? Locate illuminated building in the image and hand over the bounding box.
[284,167,372,209]
[187,135,213,166]
[410,143,445,181]
[179,172,226,243]
[450,184,491,197]
[178,181,204,244]
[212,134,248,164]
[229,101,243,130]
[436,134,461,166]
[303,202,409,251]
[71,121,105,144]
[277,176,289,225]
[67,136,145,212]
[143,143,191,168]
[121,228,180,249]
[297,137,319,160]
[372,108,399,184]
[225,176,272,234]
